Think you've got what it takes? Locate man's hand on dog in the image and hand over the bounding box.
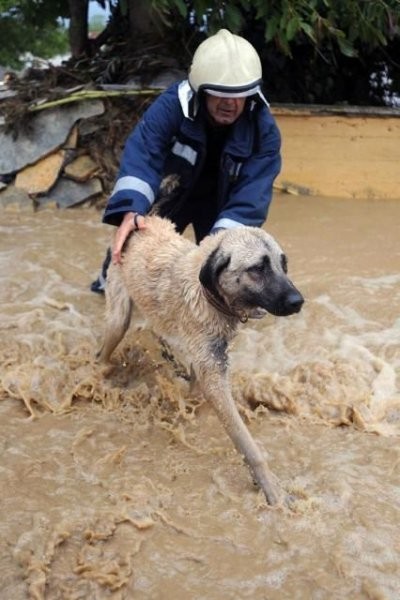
[112,211,146,265]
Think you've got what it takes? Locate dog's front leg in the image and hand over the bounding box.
[196,363,281,506]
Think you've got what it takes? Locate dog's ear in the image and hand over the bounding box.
[199,245,231,294]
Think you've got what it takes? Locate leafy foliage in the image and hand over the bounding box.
[185,0,399,58]
[168,0,400,105]
[0,0,399,104]
[0,0,69,68]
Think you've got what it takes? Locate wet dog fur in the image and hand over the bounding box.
[97,215,304,505]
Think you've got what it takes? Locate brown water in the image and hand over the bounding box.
[1,194,399,599]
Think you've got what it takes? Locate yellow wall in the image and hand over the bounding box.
[271,106,400,200]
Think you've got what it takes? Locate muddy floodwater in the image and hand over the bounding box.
[0,193,399,599]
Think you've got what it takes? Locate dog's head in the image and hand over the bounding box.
[199,227,304,320]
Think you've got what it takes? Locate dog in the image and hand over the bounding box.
[97,216,304,505]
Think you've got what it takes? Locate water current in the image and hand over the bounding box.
[0,193,399,599]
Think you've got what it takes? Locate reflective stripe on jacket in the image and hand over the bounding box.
[103,80,281,230]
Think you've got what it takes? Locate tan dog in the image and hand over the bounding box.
[98,216,304,505]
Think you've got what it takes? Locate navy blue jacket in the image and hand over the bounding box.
[103,81,281,231]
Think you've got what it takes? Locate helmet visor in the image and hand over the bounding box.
[203,83,262,98]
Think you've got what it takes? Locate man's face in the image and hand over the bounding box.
[205,94,246,125]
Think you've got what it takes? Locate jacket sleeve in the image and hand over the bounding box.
[103,84,183,226]
[212,111,281,231]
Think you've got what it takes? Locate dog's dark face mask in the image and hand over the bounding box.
[199,229,304,320]
[230,253,304,318]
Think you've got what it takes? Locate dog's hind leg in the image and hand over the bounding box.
[96,266,133,363]
[197,363,281,506]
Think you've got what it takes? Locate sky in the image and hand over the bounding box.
[89,1,110,19]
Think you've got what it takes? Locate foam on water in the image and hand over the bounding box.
[1,197,400,599]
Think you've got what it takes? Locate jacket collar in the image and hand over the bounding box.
[178,80,198,119]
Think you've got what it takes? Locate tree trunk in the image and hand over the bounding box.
[126,0,165,43]
[68,0,90,58]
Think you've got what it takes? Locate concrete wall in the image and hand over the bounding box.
[271,105,400,200]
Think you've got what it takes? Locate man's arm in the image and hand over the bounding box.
[103,83,184,226]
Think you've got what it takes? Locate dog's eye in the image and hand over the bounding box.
[281,255,288,273]
[248,256,271,275]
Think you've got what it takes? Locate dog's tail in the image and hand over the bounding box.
[96,265,133,363]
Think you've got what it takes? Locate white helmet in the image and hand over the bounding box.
[188,29,263,98]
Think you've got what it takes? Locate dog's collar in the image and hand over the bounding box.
[201,285,248,323]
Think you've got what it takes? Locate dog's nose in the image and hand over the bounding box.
[284,290,304,313]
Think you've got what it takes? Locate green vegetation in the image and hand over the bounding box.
[191,0,399,59]
[0,1,399,104]
[0,0,68,68]
[182,0,400,104]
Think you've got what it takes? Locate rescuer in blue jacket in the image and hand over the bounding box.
[91,29,282,293]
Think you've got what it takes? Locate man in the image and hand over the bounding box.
[91,28,281,292]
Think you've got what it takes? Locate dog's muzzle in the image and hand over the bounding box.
[248,284,304,318]
[271,289,304,317]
